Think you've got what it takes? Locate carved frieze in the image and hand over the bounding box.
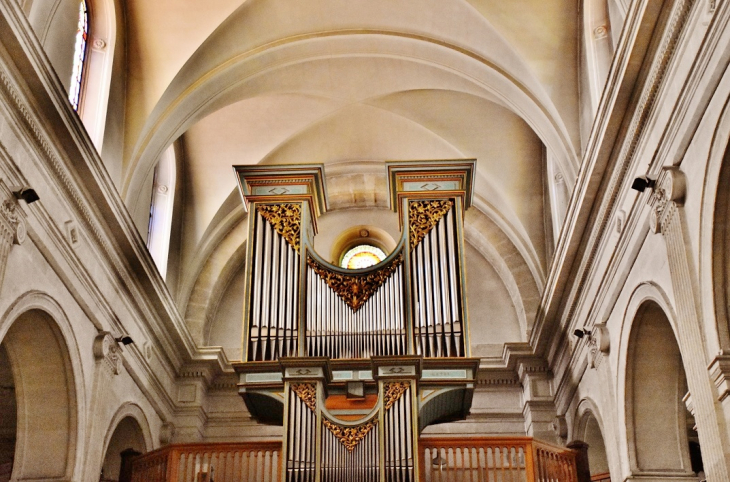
[257,203,302,250]
[307,254,403,312]
[408,200,452,249]
[322,417,377,452]
[383,381,409,410]
[292,382,317,412]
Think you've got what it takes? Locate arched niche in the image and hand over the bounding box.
[576,408,610,477]
[0,308,77,480]
[625,301,696,477]
[100,416,147,482]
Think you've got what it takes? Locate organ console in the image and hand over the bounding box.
[233,160,479,481]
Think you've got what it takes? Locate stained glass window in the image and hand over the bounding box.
[68,0,88,111]
[341,244,386,270]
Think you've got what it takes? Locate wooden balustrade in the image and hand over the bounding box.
[130,437,577,482]
[130,442,281,482]
[590,472,610,482]
[420,437,578,482]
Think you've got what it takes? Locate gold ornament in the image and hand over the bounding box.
[291,383,317,412]
[383,381,409,410]
[408,200,453,249]
[322,417,377,452]
[307,254,403,312]
[257,203,302,251]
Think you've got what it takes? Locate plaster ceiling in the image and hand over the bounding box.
[116,0,580,345]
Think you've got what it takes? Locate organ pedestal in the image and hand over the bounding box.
[233,161,479,482]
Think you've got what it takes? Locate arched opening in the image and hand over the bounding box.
[0,309,77,480]
[626,301,701,478]
[146,145,177,279]
[579,0,615,149]
[580,411,609,479]
[100,417,146,482]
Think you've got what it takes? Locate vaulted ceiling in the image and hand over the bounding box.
[100,0,583,360]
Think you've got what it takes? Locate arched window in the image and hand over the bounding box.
[146,146,177,278]
[68,0,88,111]
[340,244,386,270]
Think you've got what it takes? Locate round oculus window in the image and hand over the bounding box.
[340,244,386,270]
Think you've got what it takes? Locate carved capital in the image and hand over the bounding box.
[93,332,122,375]
[587,323,610,369]
[648,167,686,234]
[0,198,25,245]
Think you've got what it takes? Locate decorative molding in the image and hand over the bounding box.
[648,166,686,234]
[292,383,317,412]
[307,254,403,311]
[709,354,730,402]
[383,381,409,410]
[93,332,122,376]
[587,323,610,369]
[257,203,302,251]
[322,417,377,452]
[408,199,452,249]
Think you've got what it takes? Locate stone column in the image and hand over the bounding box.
[648,167,730,480]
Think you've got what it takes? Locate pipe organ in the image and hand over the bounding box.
[233,161,479,481]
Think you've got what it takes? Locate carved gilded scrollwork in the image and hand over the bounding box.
[307,254,403,311]
[322,417,377,452]
[409,200,453,249]
[257,203,301,250]
[383,381,409,410]
[292,383,317,412]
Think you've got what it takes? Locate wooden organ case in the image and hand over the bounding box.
[233,161,479,482]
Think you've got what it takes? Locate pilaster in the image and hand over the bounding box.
[518,358,558,443]
[648,166,730,480]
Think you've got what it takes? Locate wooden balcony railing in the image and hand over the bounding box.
[129,442,281,482]
[420,437,578,482]
[130,437,577,482]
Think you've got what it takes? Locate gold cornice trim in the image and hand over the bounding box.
[383,381,409,410]
[409,199,452,249]
[307,254,403,312]
[291,383,317,412]
[322,417,377,452]
[257,203,302,251]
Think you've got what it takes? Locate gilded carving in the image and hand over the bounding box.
[257,203,301,250]
[408,200,453,249]
[307,254,403,312]
[292,383,317,412]
[322,417,377,452]
[383,381,409,410]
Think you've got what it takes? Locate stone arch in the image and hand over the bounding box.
[620,291,695,477]
[0,292,84,480]
[122,3,579,218]
[99,404,153,482]
[574,399,610,478]
[700,86,730,354]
